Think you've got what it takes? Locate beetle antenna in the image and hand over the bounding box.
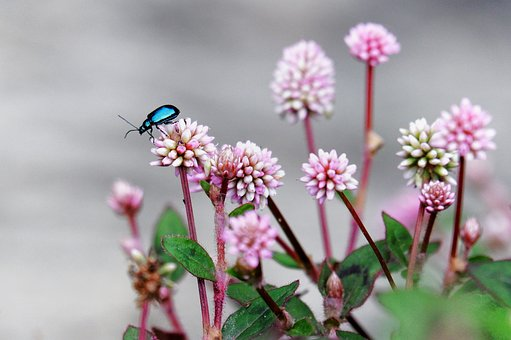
[118,115,138,129]
[124,129,138,139]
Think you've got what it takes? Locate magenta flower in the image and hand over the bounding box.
[224,211,277,269]
[211,145,241,181]
[301,149,358,204]
[345,23,400,66]
[220,141,284,209]
[419,180,455,213]
[434,98,496,160]
[108,180,144,216]
[150,118,216,173]
[271,40,335,123]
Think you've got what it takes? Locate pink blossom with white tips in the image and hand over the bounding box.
[419,180,455,213]
[108,179,144,216]
[345,23,400,66]
[301,149,358,204]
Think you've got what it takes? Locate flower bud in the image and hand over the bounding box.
[461,217,481,250]
[323,272,343,320]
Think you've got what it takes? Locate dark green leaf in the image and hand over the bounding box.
[272,252,301,269]
[467,260,511,307]
[226,282,261,306]
[468,255,493,264]
[161,236,216,282]
[318,260,334,297]
[424,240,441,255]
[336,330,367,339]
[222,281,299,340]
[228,203,255,217]
[153,207,188,282]
[199,180,211,195]
[123,325,157,340]
[285,296,319,335]
[286,318,315,337]
[383,212,412,266]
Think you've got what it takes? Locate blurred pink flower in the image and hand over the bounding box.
[435,98,496,160]
[224,141,285,209]
[301,149,358,204]
[271,40,335,123]
[224,211,277,268]
[345,23,400,66]
[460,217,481,250]
[419,180,455,213]
[381,189,420,231]
[120,237,144,257]
[108,179,143,216]
[150,118,216,173]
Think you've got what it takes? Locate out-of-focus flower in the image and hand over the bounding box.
[150,118,216,173]
[271,40,335,123]
[345,23,400,66]
[397,118,458,186]
[381,189,420,232]
[129,255,164,306]
[108,180,144,216]
[224,141,284,209]
[301,149,358,204]
[224,211,277,269]
[120,237,144,257]
[435,98,496,160]
[419,180,455,213]
[460,217,481,250]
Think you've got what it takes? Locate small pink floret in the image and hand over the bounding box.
[419,180,455,213]
[108,179,144,216]
[345,23,400,66]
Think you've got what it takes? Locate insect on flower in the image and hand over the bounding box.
[118,104,181,139]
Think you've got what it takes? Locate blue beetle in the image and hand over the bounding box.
[119,104,180,139]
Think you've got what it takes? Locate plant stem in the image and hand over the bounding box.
[420,212,438,255]
[347,64,374,255]
[303,116,332,259]
[178,167,211,336]
[139,301,149,340]
[406,203,426,288]
[127,213,140,239]
[255,284,289,325]
[338,191,396,289]
[162,293,186,337]
[275,236,301,263]
[268,197,319,282]
[346,314,373,340]
[213,178,228,330]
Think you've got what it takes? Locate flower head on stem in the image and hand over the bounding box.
[419,180,456,213]
[461,217,482,251]
[345,23,400,66]
[271,40,335,123]
[108,180,144,216]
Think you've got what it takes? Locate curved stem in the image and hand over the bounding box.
[339,191,396,289]
[139,301,150,340]
[178,167,211,336]
[406,204,426,288]
[347,64,374,255]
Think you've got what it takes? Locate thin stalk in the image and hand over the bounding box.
[339,191,396,289]
[347,64,374,255]
[406,204,426,288]
[276,236,301,263]
[213,178,228,330]
[127,213,140,239]
[346,314,373,340]
[268,197,319,282]
[139,301,150,340]
[303,116,332,259]
[420,212,438,255]
[178,167,211,336]
[162,294,186,337]
[255,284,288,323]
[450,156,466,260]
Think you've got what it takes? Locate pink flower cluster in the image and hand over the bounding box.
[345,23,400,66]
[108,180,144,216]
[435,98,496,160]
[271,40,335,123]
[301,149,358,204]
[224,211,277,268]
[419,180,455,213]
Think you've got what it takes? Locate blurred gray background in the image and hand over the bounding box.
[1,0,510,339]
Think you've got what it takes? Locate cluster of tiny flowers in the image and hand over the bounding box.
[397,118,458,187]
[211,145,240,181]
[221,141,284,209]
[345,23,400,66]
[301,149,358,204]
[419,180,455,213]
[108,180,143,216]
[271,40,335,123]
[150,118,216,174]
[435,98,496,160]
[224,211,277,269]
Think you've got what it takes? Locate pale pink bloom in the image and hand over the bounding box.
[419,180,455,213]
[150,118,216,174]
[301,149,358,204]
[108,179,144,216]
[345,23,400,66]
[224,211,277,268]
[223,141,285,209]
[435,98,496,160]
[211,145,241,181]
[460,217,481,249]
[271,40,335,123]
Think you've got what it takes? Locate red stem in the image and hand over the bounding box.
[162,294,186,337]
[178,167,211,336]
[450,156,466,259]
[303,115,316,153]
[127,213,140,239]
[406,203,426,288]
[213,179,228,330]
[139,301,150,340]
[276,236,300,263]
[347,64,374,255]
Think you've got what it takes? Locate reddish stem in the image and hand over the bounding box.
[127,213,140,239]
[178,167,211,336]
[139,301,150,340]
[303,115,316,153]
[162,294,186,337]
[347,64,374,255]
[213,179,228,330]
[450,156,466,260]
[406,203,426,288]
[276,236,300,263]
[420,212,438,255]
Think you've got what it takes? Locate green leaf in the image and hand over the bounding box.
[228,203,255,217]
[226,282,263,306]
[467,260,511,307]
[199,180,211,195]
[272,252,301,269]
[153,207,188,282]
[468,255,493,264]
[222,281,299,340]
[287,318,315,337]
[318,260,334,297]
[285,296,320,336]
[336,330,367,339]
[383,212,412,266]
[123,325,157,340]
[424,240,441,255]
[161,236,216,282]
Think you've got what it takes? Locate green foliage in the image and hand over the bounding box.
[123,325,157,340]
[318,260,334,297]
[228,203,255,217]
[199,180,211,195]
[272,251,301,269]
[161,236,216,282]
[467,260,511,307]
[383,212,412,266]
[152,207,188,282]
[336,330,367,339]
